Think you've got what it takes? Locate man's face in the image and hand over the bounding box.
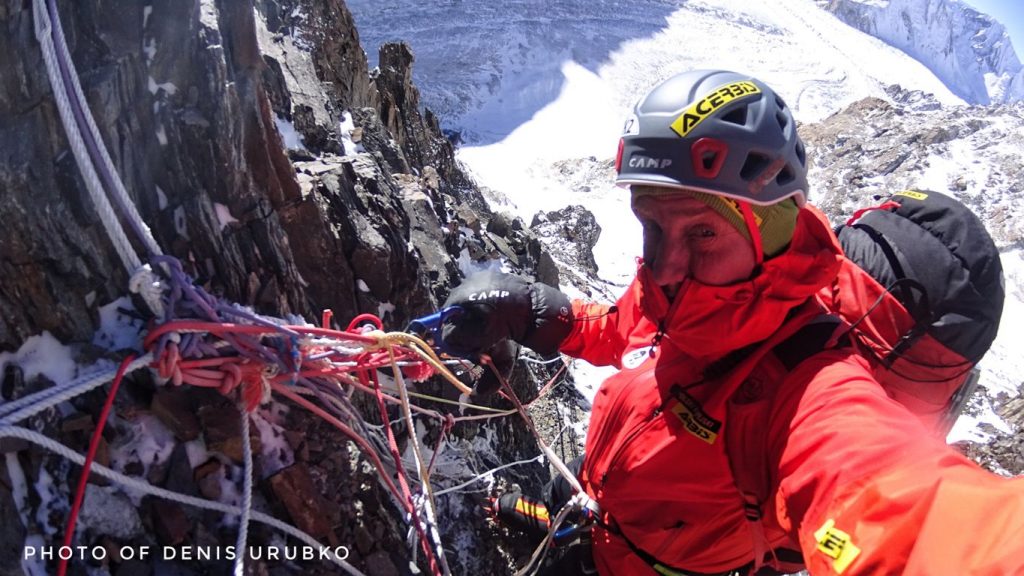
[631,191,757,300]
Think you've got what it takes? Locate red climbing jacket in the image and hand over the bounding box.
[560,205,1024,575]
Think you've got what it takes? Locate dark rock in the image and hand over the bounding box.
[363,550,400,576]
[113,559,154,576]
[486,212,512,237]
[373,42,487,212]
[456,204,482,233]
[194,460,223,502]
[0,461,26,575]
[529,205,601,293]
[535,251,561,289]
[90,436,111,487]
[198,401,261,464]
[353,522,375,556]
[61,413,96,433]
[268,464,332,539]
[164,444,198,498]
[0,437,30,454]
[151,499,191,547]
[152,388,201,442]
[486,232,520,268]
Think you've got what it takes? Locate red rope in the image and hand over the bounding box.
[367,370,443,576]
[270,382,409,511]
[137,311,472,573]
[347,313,384,332]
[143,320,379,350]
[57,355,136,576]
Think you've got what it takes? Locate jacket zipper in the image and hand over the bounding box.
[599,402,666,488]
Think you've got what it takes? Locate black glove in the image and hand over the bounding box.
[439,270,573,358]
[472,339,519,398]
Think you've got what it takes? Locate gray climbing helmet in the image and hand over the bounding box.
[615,70,809,205]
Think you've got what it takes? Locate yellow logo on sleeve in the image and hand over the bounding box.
[670,81,761,137]
[814,519,861,573]
[894,190,929,200]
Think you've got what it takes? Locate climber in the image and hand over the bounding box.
[438,69,1024,575]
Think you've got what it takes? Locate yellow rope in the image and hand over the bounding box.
[366,331,474,396]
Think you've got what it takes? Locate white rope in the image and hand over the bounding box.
[128,265,167,319]
[432,455,545,497]
[39,0,163,258]
[388,346,452,576]
[233,410,254,576]
[0,424,367,576]
[0,355,153,425]
[518,355,565,366]
[31,0,141,272]
[514,494,584,576]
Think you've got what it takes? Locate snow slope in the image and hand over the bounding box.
[349,0,965,143]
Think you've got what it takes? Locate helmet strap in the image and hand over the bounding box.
[738,201,764,267]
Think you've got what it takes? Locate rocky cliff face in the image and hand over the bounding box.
[0,1,560,574]
[824,0,1024,104]
[802,86,1024,245]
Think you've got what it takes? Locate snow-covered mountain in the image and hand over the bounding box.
[824,0,1024,104]
[349,0,969,143]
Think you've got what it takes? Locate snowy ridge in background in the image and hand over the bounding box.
[825,0,1024,104]
[350,0,970,142]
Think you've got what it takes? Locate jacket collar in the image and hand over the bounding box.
[636,205,842,359]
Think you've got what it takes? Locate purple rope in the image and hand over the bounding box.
[217,303,301,339]
[46,0,156,256]
[152,256,219,321]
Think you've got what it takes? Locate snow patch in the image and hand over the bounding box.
[109,413,177,504]
[6,454,48,575]
[210,460,244,528]
[21,534,48,576]
[185,439,210,469]
[33,465,65,537]
[173,205,188,239]
[147,76,178,96]
[339,111,365,156]
[456,247,506,278]
[155,122,168,146]
[0,331,76,387]
[251,412,294,479]
[274,115,306,150]
[356,279,370,293]
[214,202,239,231]
[77,485,145,539]
[156,184,168,210]
[144,37,157,64]
[378,301,396,320]
[92,296,145,352]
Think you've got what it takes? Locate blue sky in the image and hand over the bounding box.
[963,1,1024,52]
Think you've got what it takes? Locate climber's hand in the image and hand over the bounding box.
[439,270,572,358]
